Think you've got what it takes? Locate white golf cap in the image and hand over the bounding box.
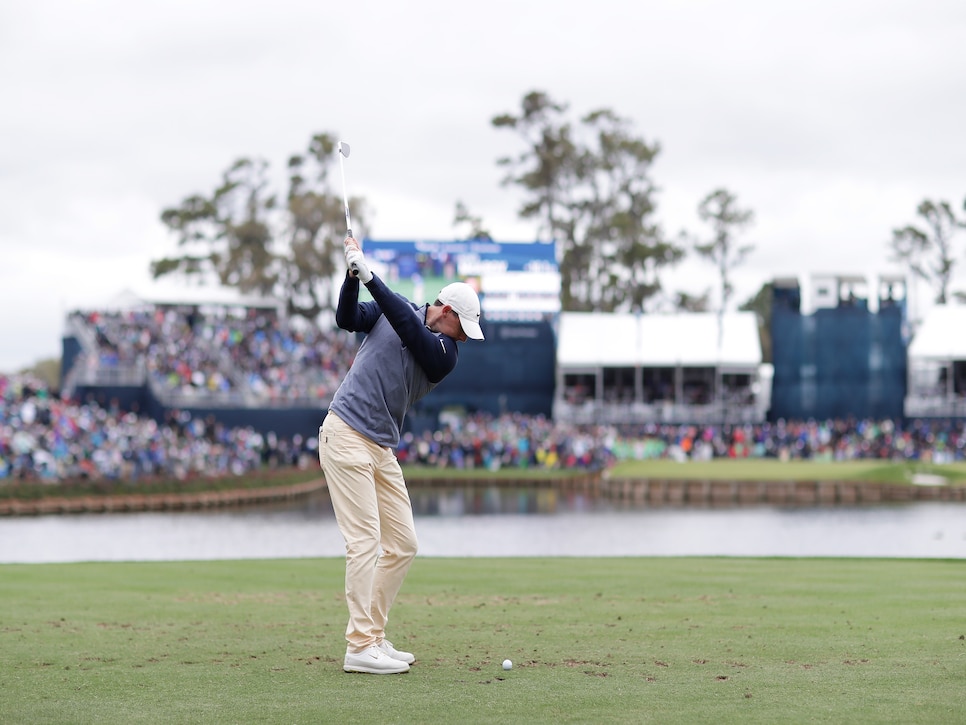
[437,282,485,340]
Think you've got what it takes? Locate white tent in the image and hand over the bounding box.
[102,283,281,311]
[554,311,765,424]
[557,311,761,368]
[908,305,966,360]
[905,305,966,418]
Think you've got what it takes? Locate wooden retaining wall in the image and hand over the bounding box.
[597,478,966,506]
[0,479,327,517]
[407,474,966,506]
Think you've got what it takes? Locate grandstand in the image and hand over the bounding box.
[770,274,907,421]
[59,247,953,437]
[58,241,564,438]
[61,288,352,438]
[13,257,966,484]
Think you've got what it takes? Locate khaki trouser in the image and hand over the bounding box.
[318,412,418,652]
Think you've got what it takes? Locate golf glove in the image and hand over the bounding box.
[345,248,373,283]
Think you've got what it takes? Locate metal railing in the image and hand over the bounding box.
[904,396,966,418]
[551,399,767,425]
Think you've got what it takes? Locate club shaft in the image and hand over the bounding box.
[338,153,352,237]
[338,145,358,276]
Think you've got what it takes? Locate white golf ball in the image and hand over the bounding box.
[502,659,513,670]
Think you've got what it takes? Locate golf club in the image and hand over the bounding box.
[336,141,359,277]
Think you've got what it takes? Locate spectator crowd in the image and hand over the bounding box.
[0,374,312,482]
[68,305,358,403]
[2,299,963,482]
[4,370,966,483]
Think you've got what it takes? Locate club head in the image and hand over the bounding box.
[338,141,350,158]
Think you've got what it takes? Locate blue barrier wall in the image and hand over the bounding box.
[411,318,557,419]
[770,282,906,420]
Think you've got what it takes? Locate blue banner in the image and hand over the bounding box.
[361,239,557,277]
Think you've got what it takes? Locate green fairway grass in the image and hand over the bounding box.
[607,458,966,484]
[2,558,964,724]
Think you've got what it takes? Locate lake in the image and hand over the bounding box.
[1,487,964,562]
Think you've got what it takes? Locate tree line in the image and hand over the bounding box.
[152,89,966,357]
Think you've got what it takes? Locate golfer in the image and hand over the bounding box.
[319,237,484,674]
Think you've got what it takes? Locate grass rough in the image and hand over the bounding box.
[607,458,966,484]
[2,557,964,724]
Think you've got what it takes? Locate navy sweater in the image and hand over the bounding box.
[327,273,459,448]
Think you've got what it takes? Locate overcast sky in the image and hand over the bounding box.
[2,0,965,373]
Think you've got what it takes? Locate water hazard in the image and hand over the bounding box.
[1,487,965,563]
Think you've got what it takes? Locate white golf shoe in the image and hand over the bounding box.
[378,640,416,664]
[343,645,410,674]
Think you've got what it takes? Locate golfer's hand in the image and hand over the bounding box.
[344,236,361,255]
[345,247,373,283]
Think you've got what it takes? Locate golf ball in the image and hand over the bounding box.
[502,659,512,670]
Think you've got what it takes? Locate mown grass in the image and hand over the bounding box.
[2,558,964,724]
[401,465,594,481]
[607,458,966,485]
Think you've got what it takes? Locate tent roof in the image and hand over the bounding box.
[909,305,966,359]
[99,283,281,311]
[557,311,761,368]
